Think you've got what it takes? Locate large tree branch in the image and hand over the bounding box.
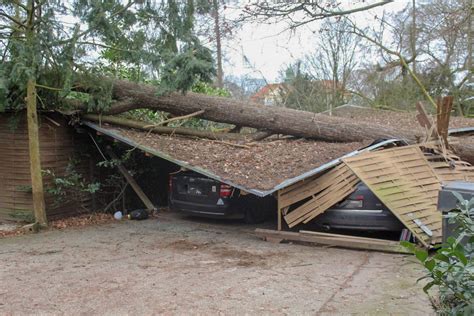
[83,114,261,142]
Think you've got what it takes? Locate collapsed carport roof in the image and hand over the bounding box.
[84,120,403,197]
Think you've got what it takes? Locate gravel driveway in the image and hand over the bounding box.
[0,211,433,315]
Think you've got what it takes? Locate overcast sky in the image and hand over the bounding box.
[223,1,410,83]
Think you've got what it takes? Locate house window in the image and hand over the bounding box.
[264,98,274,106]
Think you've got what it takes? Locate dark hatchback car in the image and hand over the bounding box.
[168,171,274,223]
[169,171,404,232]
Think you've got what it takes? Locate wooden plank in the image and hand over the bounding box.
[283,168,359,227]
[302,183,359,224]
[289,186,352,227]
[277,190,282,231]
[284,173,358,223]
[279,164,353,208]
[299,230,403,245]
[255,229,412,254]
[416,101,434,131]
[287,183,357,227]
[106,148,156,211]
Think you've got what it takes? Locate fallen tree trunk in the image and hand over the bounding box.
[75,80,474,163]
[99,80,412,142]
[82,114,269,142]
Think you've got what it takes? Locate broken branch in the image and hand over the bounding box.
[143,110,205,128]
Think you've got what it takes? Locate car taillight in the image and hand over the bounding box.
[169,176,173,192]
[219,184,232,197]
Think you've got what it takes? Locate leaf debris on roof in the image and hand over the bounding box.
[99,124,367,191]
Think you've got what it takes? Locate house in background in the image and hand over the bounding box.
[250,83,287,106]
[250,81,352,109]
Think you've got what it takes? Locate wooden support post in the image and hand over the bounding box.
[277,190,282,231]
[415,101,433,131]
[106,148,157,211]
[26,79,47,226]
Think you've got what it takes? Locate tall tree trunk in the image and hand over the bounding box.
[26,79,47,225]
[213,0,224,88]
[25,0,47,225]
[469,1,473,82]
[411,0,417,74]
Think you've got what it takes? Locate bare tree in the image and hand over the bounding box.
[415,0,471,102]
[196,0,240,88]
[305,19,358,113]
[359,0,472,113]
[241,0,393,29]
[212,0,224,88]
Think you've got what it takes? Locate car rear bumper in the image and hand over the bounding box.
[313,209,404,232]
[169,199,244,219]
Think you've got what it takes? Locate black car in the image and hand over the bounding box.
[169,171,404,232]
[312,183,404,232]
[168,171,274,223]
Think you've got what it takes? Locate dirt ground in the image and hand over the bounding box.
[1,212,434,315]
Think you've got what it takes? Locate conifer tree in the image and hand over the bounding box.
[0,0,215,224]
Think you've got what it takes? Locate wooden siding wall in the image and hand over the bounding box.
[0,112,93,221]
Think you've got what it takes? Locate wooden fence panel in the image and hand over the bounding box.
[343,146,442,247]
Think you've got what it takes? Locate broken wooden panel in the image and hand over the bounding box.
[279,163,355,208]
[282,164,360,228]
[343,146,442,247]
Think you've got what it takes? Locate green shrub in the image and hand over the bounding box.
[402,192,474,315]
[43,159,100,207]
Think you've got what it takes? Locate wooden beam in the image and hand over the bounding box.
[106,148,156,211]
[255,228,411,254]
[415,101,433,131]
[277,190,282,231]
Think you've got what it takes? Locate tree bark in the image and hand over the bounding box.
[27,79,47,226]
[213,0,224,89]
[25,0,47,226]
